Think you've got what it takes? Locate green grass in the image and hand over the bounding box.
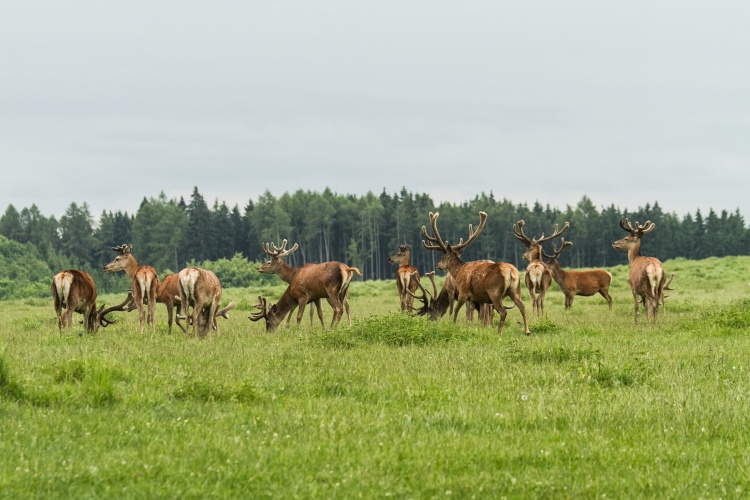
[1,256,750,497]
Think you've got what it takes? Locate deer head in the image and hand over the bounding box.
[422,211,487,271]
[513,220,570,261]
[248,296,284,332]
[103,244,134,273]
[257,239,299,274]
[612,218,655,252]
[388,245,411,264]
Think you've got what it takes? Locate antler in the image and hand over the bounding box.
[111,244,132,255]
[98,290,136,327]
[451,212,487,253]
[620,218,655,237]
[514,220,570,247]
[261,239,299,258]
[215,302,236,320]
[543,238,573,260]
[422,212,448,252]
[406,272,431,316]
[248,296,268,322]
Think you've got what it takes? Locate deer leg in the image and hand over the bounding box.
[327,296,344,328]
[600,290,612,310]
[452,296,467,324]
[296,299,309,325]
[314,299,325,327]
[631,287,640,325]
[344,294,351,326]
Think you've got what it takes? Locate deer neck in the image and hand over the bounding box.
[124,256,139,279]
[277,259,298,283]
[547,260,564,280]
[627,241,642,265]
[441,253,466,277]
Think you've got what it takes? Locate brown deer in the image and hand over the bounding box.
[177,266,235,338]
[612,219,666,324]
[103,244,160,332]
[157,273,186,333]
[421,211,529,335]
[257,240,324,326]
[512,220,569,318]
[52,269,135,332]
[409,271,496,325]
[388,244,421,312]
[249,264,361,331]
[543,239,613,309]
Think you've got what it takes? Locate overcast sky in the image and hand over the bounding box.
[2,1,749,223]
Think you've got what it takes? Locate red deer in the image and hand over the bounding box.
[421,211,529,335]
[257,240,324,326]
[387,245,421,312]
[249,264,361,331]
[157,273,186,333]
[52,269,134,332]
[513,220,569,318]
[612,219,666,324]
[103,244,159,332]
[177,266,235,338]
[410,271,497,325]
[543,239,613,309]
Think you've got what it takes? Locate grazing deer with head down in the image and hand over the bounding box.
[103,244,159,332]
[543,239,613,309]
[421,211,529,335]
[258,240,325,327]
[388,244,421,312]
[612,219,666,324]
[156,273,186,333]
[410,270,495,325]
[52,269,134,332]
[513,220,569,318]
[177,266,235,338]
[249,263,361,331]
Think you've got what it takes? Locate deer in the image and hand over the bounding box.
[410,270,495,325]
[387,245,421,312]
[257,240,325,327]
[612,218,667,324]
[249,264,361,331]
[421,211,529,335]
[177,267,235,338]
[512,220,569,318]
[542,239,613,309]
[103,244,160,333]
[156,273,186,333]
[52,269,135,332]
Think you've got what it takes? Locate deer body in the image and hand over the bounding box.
[544,239,613,309]
[612,219,666,324]
[388,245,421,311]
[52,269,133,332]
[156,273,186,333]
[513,220,569,318]
[103,244,159,332]
[422,211,529,335]
[178,267,226,338]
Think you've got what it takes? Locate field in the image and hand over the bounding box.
[2,256,750,498]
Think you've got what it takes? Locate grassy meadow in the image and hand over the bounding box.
[2,256,750,498]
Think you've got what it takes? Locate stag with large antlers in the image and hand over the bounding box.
[612,219,667,324]
[421,211,529,335]
[103,244,160,333]
[410,270,495,325]
[177,267,235,338]
[513,220,569,318]
[388,244,421,312]
[52,269,134,332]
[543,239,613,309]
[249,264,361,331]
[258,240,325,327]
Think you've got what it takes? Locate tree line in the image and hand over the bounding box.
[1,187,748,296]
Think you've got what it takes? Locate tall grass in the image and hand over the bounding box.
[1,256,749,497]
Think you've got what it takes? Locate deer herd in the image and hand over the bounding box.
[51,212,674,338]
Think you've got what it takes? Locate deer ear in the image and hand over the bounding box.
[270,304,278,314]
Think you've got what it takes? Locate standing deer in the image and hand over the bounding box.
[103,244,159,332]
[513,220,569,318]
[410,270,495,324]
[543,239,613,309]
[388,244,421,312]
[612,219,666,324]
[52,269,134,332]
[257,240,324,327]
[421,211,529,335]
[177,266,235,338]
[249,264,361,331]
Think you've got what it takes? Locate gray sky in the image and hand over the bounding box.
[2,1,749,222]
